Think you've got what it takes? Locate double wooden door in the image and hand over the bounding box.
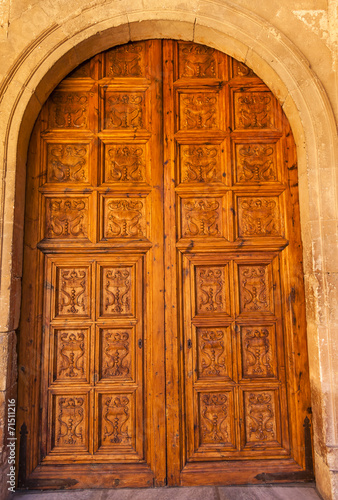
[18,40,312,488]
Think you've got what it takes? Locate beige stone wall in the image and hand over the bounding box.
[0,1,337,499]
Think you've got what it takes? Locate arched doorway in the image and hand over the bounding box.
[17,40,312,489]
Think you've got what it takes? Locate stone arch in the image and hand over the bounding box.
[0,3,337,498]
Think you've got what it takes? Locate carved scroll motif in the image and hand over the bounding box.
[56,330,86,380]
[47,144,89,183]
[106,43,144,77]
[182,199,221,237]
[242,327,274,377]
[105,199,145,238]
[181,146,220,183]
[56,396,85,446]
[105,145,145,182]
[57,268,89,316]
[106,93,144,129]
[233,60,255,77]
[246,392,276,442]
[179,43,216,78]
[239,266,271,313]
[235,92,273,129]
[180,93,218,129]
[200,393,230,444]
[236,145,277,183]
[102,395,131,445]
[197,329,227,377]
[46,198,88,239]
[196,267,225,314]
[102,268,132,316]
[50,92,89,129]
[102,330,131,379]
[238,197,280,236]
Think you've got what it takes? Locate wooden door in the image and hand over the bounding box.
[18,40,312,489]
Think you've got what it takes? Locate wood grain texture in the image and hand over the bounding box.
[17,40,312,489]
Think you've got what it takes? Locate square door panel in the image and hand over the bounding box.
[101,89,147,132]
[53,264,92,320]
[47,90,91,131]
[194,264,231,318]
[195,326,233,381]
[177,143,226,186]
[179,195,228,240]
[101,141,150,186]
[49,390,91,454]
[232,89,278,131]
[100,194,149,241]
[241,388,282,450]
[232,140,282,186]
[97,327,135,382]
[44,194,93,241]
[236,262,275,317]
[177,90,222,131]
[52,326,92,385]
[196,389,236,450]
[97,264,136,319]
[238,323,278,380]
[177,42,220,79]
[236,194,284,238]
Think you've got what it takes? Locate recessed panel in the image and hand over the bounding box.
[54,265,91,319]
[98,265,135,319]
[195,264,231,317]
[196,326,233,381]
[53,327,91,384]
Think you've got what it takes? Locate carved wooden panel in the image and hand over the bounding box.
[195,265,230,316]
[238,264,274,315]
[178,145,223,184]
[234,143,278,184]
[196,327,232,380]
[102,196,147,240]
[51,392,89,452]
[48,91,90,129]
[233,91,275,130]
[237,196,282,237]
[45,142,90,184]
[103,143,147,184]
[45,196,90,240]
[53,327,91,384]
[178,43,218,79]
[181,197,224,238]
[99,265,134,318]
[105,42,146,77]
[243,390,280,447]
[179,92,219,130]
[97,392,136,453]
[240,325,277,379]
[198,391,235,448]
[103,91,146,130]
[54,266,91,319]
[99,328,134,381]
[233,60,256,78]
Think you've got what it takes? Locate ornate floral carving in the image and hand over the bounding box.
[242,327,273,377]
[239,266,271,313]
[196,267,225,314]
[56,396,85,446]
[235,92,273,129]
[197,329,227,377]
[57,268,89,316]
[102,268,132,316]
[236,144,277,183]
[102,330,131,378]
[246,392,275,442]
[49,92,89,129]
[102,395,131,445]
[106,43,144,77]
[182,199,221,237]
[179,43,216,78]
[56,330,86,380]
[238,197,280,236]
[105,145,145,182]
[105,93,144,129]
[181,146,220,183]
[105,199,145,238]
[200,393,230,444]
[47,144,88,183]
[46,198,89,239]
[180,93,218,129]
[233,60,255,77]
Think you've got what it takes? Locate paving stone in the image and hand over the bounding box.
[218,485,321,500]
